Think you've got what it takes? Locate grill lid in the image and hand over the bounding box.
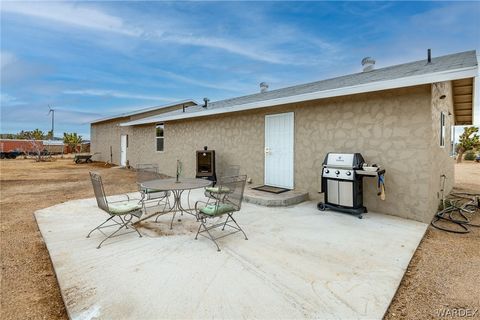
[323,153,365,169]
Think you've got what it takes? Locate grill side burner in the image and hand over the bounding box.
[318,153,367,218]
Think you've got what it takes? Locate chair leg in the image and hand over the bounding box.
[228,213,248,240]
[125,214,142,238]
[195,218,221,251]
[96,214,142,249]
[118,215,129,229]
[194,221,203,240]
[195,218,220,251]
[138,192,145,205]
[87,216,115,238]
[203,224,221,252]
[222,215,230,231]
[88,212,143,249]
[97,222,127,249]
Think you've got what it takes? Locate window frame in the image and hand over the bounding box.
[439,112,446,148]
[156,123,165,152]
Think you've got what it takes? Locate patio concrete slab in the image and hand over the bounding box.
[35,189,427,320]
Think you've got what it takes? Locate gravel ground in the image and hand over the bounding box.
[0,158,138,320]
[0,158,479,319]
[385,161,480,319]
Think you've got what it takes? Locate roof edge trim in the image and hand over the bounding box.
[90,99,199,124]
[120,66,478,127]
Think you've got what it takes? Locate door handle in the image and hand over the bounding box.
[265,147,271,154]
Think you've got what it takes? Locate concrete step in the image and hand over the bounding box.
[243,187,309,207]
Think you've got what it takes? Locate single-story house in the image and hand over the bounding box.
[91,50,478,223]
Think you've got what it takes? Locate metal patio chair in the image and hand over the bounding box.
[87,172,143,249]
[136,164,171,215]
[195,175,248,251]
[205,165,240,202]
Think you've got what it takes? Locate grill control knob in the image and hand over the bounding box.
[325,169,330,174]
[346,171,352,176]
[335,170,340,175]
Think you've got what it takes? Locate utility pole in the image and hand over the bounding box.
[48,105,55,139]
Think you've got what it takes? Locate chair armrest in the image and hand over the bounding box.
[107,194,131,203]
[195,200,210,211]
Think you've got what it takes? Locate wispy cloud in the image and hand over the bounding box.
[2,1,478,137]
[63,89,180,102]
[0,51,52,86]
[153,69,251,92]
[161,33,286,65]
[1,1,140,36]
[0,93,26,106]
[0,51,17,69]
[0,1,336,66]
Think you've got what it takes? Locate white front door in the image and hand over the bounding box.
[264,112,294,189]
[120,134,127,166]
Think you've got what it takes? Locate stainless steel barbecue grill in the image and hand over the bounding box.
[317,153,367,218]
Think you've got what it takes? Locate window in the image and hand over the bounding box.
[440,112,446,147]
[156,123,164,151]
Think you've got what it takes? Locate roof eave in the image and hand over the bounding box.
[90,99,199,124]
[120,66,478,127]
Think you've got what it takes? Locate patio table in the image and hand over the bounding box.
[137,178,212,228]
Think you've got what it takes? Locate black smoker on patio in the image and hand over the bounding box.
[317,153,367,218]
[196,146,216,183]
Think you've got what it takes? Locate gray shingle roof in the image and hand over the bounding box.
[207,50,477,110]
[120,50,477,126]
[91,99,198,123]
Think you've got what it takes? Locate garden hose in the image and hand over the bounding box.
[431,193,480,234]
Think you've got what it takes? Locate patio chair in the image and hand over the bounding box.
[194,175,248,251]
[87,172,143,249]
[136,164,171,214]
[205,165,240,201]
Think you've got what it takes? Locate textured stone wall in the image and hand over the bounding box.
[90,118,130,164]
[90,104,185,164]
[125,85,439,222]
[427,81,455,218]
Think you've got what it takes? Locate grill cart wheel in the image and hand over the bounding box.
[317,202,326,211]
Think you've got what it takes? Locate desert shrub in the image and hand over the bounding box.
[464,150,477,161]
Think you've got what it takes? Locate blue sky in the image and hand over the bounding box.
[1,1,479,139]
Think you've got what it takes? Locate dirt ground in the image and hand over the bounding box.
[0,158,138,320]
[386,161,480,319]
[0,158,479,319]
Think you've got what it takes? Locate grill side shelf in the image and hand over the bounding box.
[355,169,386,177]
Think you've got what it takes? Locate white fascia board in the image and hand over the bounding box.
[90,99,198,124]
[120,67,478,126]
[473,75,479,126]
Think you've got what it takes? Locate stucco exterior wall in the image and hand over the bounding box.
[91,118,131,164]
[125,85,438,222]
[427,81,455,216]
[90,104,187,164]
